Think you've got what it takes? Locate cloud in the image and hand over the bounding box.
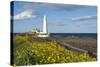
[72,15,97,21]
[12,9,36,20]
[13,1,96,18]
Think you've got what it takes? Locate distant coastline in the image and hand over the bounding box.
[12,32,97,39]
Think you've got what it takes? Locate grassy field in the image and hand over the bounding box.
[13,35,96,66]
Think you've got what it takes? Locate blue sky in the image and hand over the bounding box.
[12,1,97,33]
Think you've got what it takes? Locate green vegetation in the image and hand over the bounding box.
[13,35,96,66]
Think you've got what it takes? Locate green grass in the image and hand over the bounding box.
[13,35,96,66]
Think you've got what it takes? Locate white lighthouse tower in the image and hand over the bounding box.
[37,15,49,37]
[43,15,48,33]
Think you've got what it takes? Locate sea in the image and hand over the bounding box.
[13,33,97,39]
[50,33,97,39]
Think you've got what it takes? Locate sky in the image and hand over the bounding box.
[11,1,97,33]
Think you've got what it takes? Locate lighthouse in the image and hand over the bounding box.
[37,15,49,37]
[43,15,48,34]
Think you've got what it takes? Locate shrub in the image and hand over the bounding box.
[13,35,96,66]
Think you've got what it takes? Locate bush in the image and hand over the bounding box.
[13,35,96,66]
